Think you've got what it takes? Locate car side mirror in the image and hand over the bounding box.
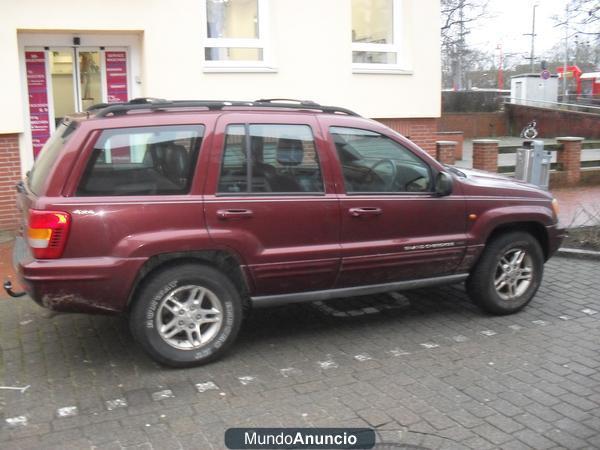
[435,172,453,197]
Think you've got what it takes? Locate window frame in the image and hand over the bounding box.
[329,126,434,196]
[202,0,274,72]
[351,0,409,74]
[217,123,326,196]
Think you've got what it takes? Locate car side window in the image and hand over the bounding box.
[330,126,431,194]
[218,124,324,194]
[77,125,204,196]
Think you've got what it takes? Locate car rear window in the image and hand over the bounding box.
[76,125,204,196]
[28,122,78,195]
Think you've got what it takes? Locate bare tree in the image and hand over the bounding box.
[553,0,600,46]
[441,0,490,89]
[562,0,600,39]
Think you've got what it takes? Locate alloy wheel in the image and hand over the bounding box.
[156,285,223,350]
[494,248,534,301]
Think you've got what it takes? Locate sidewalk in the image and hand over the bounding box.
[0,255,599,449]
[552,185,600,228]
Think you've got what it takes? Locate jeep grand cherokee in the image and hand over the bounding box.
[6,99,565,367]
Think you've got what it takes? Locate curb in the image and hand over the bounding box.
[556,247,600,261]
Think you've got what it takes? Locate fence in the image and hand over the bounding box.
[505,97,600,115]
[445,138,600,188]
[495,140,600,174]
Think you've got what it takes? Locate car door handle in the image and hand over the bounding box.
[217,209,254,220]
[348,207,383,217]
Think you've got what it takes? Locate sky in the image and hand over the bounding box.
[467,0,571,64]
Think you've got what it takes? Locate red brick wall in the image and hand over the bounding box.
[435,141,456,165]
[505,103,600,138]
[438,112,508,138]
[374,118,438,156]
[556,138,583,186]
[0,134,21,231]
[435,131,464,160]
[472,140,499,173]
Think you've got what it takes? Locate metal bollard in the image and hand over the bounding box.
[514,140,552,190]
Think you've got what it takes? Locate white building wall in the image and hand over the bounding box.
[1,0,441,136]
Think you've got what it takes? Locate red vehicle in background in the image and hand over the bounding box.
[557,65,600,104]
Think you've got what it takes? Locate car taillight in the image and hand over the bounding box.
[27,210,71,259]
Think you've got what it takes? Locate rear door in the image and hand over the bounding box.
[321,118,467,287]
[52,121,209,260]
[204,113,341,296]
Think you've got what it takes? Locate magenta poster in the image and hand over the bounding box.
[105,51,128,103]
[25,51,50,158]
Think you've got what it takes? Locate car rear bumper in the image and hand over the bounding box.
[13,237,145,314]
[547,223,567,258]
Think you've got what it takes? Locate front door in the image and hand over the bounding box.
[204,113,341,296]
[325,124,467,287]
[24,46,131,157]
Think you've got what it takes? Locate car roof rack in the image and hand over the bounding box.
[89,98,360,118]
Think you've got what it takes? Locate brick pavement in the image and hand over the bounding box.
[0,256,599,449]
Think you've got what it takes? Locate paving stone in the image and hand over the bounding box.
[554,417,597,439]
[514,429,557,449]
[544,428,590,449]
[514,413,553,433]
[472,423,513,445]
[484,414,525,434]
[386,406,421,426]
[0,257,598,449]
[447,409,484,428]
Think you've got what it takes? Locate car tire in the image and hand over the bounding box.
[130,263,243,367]
[466,231,544,315]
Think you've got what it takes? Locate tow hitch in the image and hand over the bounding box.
[3,280,26,298]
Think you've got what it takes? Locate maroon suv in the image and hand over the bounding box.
[7,99,565,367]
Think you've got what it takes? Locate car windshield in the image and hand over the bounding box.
[28,121,78,195]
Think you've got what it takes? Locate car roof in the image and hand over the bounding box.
[81,98,361,120]
[65,98,403,142]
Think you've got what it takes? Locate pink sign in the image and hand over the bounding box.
[25,51,51,158]
[105,51,129,103]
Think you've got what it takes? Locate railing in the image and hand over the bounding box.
[504,97,600,114]
[558,93,600,107]
[496,140,600,174]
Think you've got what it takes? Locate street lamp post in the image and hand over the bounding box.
[497,43,504,90]
[563,4,569,97]
[524,3,538,73]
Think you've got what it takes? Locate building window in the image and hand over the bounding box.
[204,0,271,70]
[351,0,404,72]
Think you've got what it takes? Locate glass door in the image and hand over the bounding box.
[48,49,77,128]
[25,46,130,157]
[77,49,103,111]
